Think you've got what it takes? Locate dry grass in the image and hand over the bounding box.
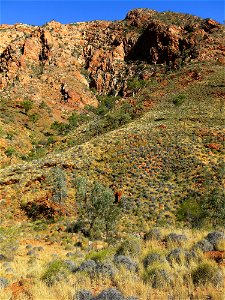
[0,226,224,300]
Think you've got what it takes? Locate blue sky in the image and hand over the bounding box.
[1,1,224,26]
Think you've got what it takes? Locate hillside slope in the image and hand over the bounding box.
[0,9,224,225]
[0,64,224,227]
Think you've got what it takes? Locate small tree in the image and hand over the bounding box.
[51,167,67,204]
[75,177,121,240]
[127,78,146,96]
[90,182,121,240]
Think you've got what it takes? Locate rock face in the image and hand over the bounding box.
[0,22,97,115]
[1,9,224,102]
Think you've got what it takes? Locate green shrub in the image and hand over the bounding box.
[68,112,90,128]
[176,198,206,228]
[39,101,48,109]
[95,95,119,116]
[50,121,69,135]
[23,147,47,161]
[172,93,186,106]
[85,249,113,263]
[41,260,68,286]
[5,147,15,157]
[127,78,146,94]
[29,113,40,123]
[192,262,224,287]
[104,107,132,130]
[50,113,90,135]
[46,136,56,145]
[32,220,48,231]
[6,132,14,140]
[116,237,141,258]
[21,100,33,114]
[143,265,173,289]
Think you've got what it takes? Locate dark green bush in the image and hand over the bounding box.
[95,95,119,116]
[68,112,90,128]
[21,100,33,114]
[172,93,186,106]
[192,263,224,287]
[29,113,40,123]
[176,197,206,228]
[50,121,69,135]
[5,147,15,157]
[127,78,146,94]
[85,249,113,263]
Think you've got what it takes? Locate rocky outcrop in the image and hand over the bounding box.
[0,23,98,115]
[125,8,157,27]
[125,21,202,67]
[201,18,221,33]
[81,9,224,94]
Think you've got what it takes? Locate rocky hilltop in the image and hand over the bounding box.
[1,9,223,98]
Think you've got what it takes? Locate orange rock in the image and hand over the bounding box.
[205,143,222,151]
[113,43,125,61]
[205,251,225,264]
